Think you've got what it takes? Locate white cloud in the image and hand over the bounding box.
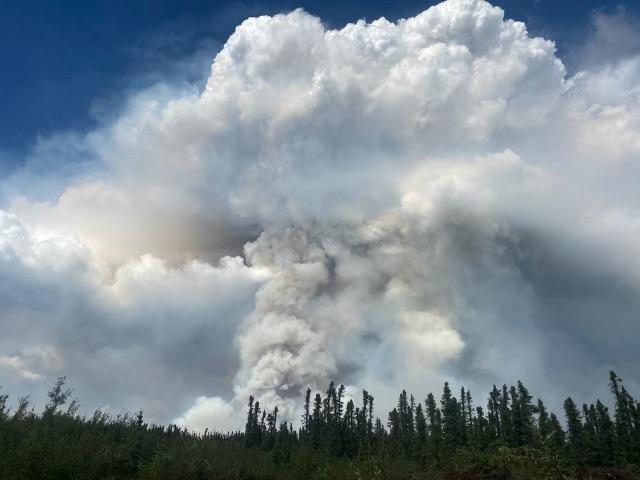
[9,0,568,257]
[0,355,42,381]
[0,210,265,420]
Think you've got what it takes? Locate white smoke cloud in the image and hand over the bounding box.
[2,0,640,429]
[174,396,236,434]
[0,210,266,420]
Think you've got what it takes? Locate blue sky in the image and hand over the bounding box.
[1,0,637,161]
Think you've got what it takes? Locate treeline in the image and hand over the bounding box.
[0,378,250,479]
[0,373,638,479]
[245,371,640,474]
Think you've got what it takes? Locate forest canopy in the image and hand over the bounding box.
[0,371,638,479]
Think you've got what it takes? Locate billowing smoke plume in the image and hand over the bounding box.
[2,0,640,430]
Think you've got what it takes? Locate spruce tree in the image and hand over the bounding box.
[253,401,263,446]
[303,388,311,439]
[312,393,323,449]
[387,407,400,455]
[415,403,427,451]
[335,385,345,429]
[425,392,441,461]
[610,370,633,462]
[273,421,291,464]
[474,406,490,448]
[581,403,598,465]
[536,398,549,448]
[367,393,374,446]
[499,384,513,443]
[564,397,583,462]
[245,396,255,446]
[358,390,371,454]
[344,399,357,455]
[465,389,474,444]
[374,417,386,453]
[548,412,566,450]
[512,381,534,446]
[488,385,501,440]
[460,387,468,445]
[595,399,615,465]
[440,383,461,451]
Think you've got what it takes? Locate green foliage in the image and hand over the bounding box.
[0,374,639,479]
